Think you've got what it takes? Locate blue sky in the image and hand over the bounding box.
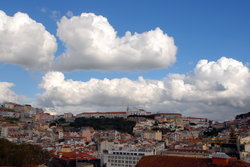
[0,0,249,120]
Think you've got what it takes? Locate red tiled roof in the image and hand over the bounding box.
[136,156,250,167]
[227,160,250,167]
[56,151,97,161]
[136,156,212,167]
[1,123,19,127]
[0,110,20,113]
[167,149,211,154]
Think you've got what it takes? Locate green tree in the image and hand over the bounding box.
[0,138,50,166]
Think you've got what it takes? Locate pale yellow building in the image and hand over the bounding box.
[143,130,162,140]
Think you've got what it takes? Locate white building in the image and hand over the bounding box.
[76,107,150,119]
[0,110,20,118]
[0,123,19,139]
[183,117,208,124]
[240,136,250,162]
[3,102,16,109]
[99,140,115,153]
[102,147,155,167]
[76,112,127,119]
[126,107,151,116]
[64,112,73,119]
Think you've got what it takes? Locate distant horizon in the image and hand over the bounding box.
[2,100,248,122]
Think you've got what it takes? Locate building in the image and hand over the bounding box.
[76,112,127,119]
[136,155,249,167]
[182,117,208,125]
[211,152,237,166]
[76,107,150,119]
[155,113,182,119]
[102,147,155,167]
[50,151,101,167]
[162,149,212,158]
[98,140,115,153]
[0,123,19,141]
[35,113,54,123]
[240,136,250,162]
[126,107,151,116]
[142,130,162,141]
[64,112,74,119]
[2,102,19,109]
[0,110,20,118]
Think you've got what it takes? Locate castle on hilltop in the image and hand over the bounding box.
[76,107,151,118]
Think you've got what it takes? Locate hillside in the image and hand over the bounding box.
[0,138,50,166]
[70,117,136,134]
[235,112,250,119]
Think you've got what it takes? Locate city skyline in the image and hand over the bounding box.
[0,0,250,121]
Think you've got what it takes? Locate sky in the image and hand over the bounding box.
[0,0,249,121]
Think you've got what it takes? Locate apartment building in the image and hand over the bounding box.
[102,147,155,167]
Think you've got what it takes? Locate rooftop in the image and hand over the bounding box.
[80,112,126,115]
[136,155,250,167]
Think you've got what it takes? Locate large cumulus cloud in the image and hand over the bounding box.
[37,71,165,107]
[0,82,26,102]
[0,11,176,71]
[37,57,250,120]
[165,57,250,107]
[54,13,177,71]
[0,11,57,70]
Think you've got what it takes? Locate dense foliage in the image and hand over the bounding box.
[152,127,175,134]
[3,117,20,123]
[202,127,225,137]
[235,112,250,119]
[0,138,50,167]
[71,117,136,134]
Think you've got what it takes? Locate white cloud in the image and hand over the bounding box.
[66,11,74,18]
[37,71,164,107]
[54,13,177,71]
[0,11,176,72]
[164,57,250,107]
[0,82,26,102]
[0,11,57,70]
[37,57,250,120]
